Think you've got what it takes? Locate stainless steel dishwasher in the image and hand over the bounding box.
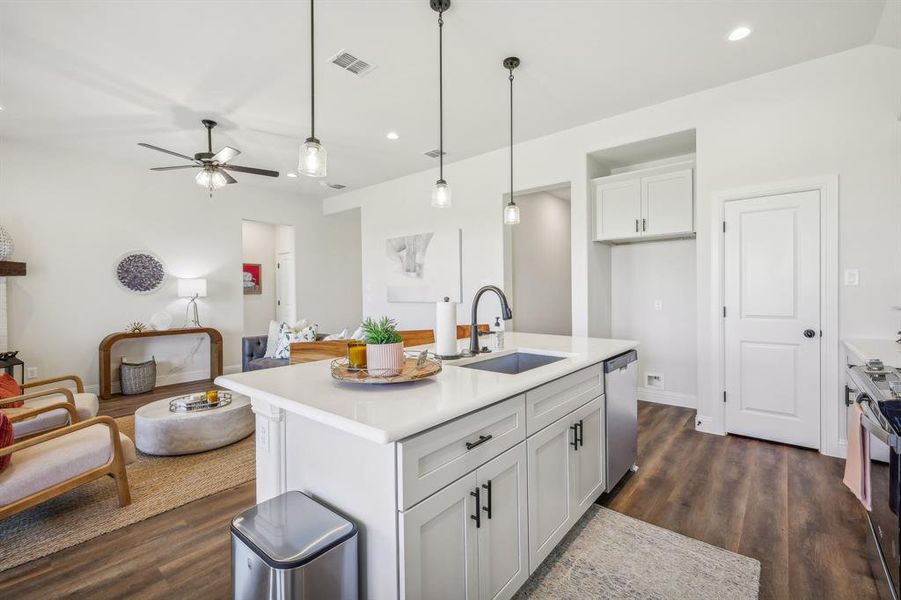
[604,350,638,492]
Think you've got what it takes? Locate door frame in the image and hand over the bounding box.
[707,175,840,457]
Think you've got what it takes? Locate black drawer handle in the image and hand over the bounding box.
[570,424,579,450]
[470,487,481,528]
[482,480,492,519]
[465,434,492,451]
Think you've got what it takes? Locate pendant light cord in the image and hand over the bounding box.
[438,9,444,181]
[509,66,514,205]
[310,0,316,139]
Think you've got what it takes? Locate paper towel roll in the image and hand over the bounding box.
[435,298,459,357]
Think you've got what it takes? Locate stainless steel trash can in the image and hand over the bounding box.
[231,490,358,600]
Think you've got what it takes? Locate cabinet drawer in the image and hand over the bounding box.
[397,396,526,510]
[525,364,603,435]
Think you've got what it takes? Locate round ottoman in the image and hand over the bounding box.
[135,393,253,456]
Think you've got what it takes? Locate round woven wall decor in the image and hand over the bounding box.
[115,251,166,294]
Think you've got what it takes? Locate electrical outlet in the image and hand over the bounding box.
[645,372,664,390]
[25,367,38,380]
[653,299,663,311]
[844,269,859,286]
[257,421,269,451]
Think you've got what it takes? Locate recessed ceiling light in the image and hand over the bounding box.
[386,131,399,140]
[286,172,297,178]
[728,26,752,41]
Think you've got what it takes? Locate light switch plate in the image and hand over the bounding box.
[25,367,38,380]
[844,269,859,286]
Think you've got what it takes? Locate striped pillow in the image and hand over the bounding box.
[0,411,12,473]
[0,373,23,409]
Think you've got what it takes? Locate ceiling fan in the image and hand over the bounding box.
[138,119,279,192]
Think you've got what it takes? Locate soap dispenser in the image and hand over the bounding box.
[492,316,505,349]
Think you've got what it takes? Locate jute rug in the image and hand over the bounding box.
[0,415,255,572]
[517,505,761,599]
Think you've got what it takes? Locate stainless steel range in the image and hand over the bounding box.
[848,363,901,600]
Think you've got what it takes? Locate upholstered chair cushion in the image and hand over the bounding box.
[0,412,12,472]
[0,424,136,506]
[8,392,100,438]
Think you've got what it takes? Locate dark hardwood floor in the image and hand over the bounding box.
[0,386,878,599]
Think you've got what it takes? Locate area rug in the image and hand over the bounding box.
[0,416,255,572]
[516,505,760,599]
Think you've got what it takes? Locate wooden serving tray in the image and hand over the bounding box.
[331,356,442,384]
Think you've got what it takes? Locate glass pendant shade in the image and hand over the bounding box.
[298,137,327,177]
[431,179,452,208]
[503,202,520,225]
[195,167,228,189]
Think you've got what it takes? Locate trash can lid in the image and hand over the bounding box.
[231,490,357,569]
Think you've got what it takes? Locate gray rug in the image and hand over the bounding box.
[516,506,760,599]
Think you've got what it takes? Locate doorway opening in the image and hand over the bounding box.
[503,183,572,335]
[241,220,296,337]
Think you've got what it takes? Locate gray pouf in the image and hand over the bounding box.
[134,394,253,456]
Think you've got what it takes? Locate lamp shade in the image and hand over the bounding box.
[177,278,207,298]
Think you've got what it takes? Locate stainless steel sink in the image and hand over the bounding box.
[458,352,565,375]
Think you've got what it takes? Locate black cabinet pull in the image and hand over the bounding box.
[635,219,639,233]
[576,419,584,447]
[465,434,492,451]
[570,424,579,450]
[470,487,481,528]
[482,481,492,519]
[642,218,647,232]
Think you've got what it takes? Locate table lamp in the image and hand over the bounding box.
[178,278,207,328]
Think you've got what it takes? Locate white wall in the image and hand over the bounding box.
[325,45,901,455]
[0,139,362,391]
[509,191,572,335]
[611,239,697,406]
[242,220,277,337]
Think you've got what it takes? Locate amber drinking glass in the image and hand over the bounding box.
[347,340,367,370]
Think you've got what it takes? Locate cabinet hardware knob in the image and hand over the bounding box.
[465,434,492,451]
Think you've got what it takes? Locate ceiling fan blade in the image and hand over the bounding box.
[212,146,240,164]
[221,170,238,185]
[137,143,198,163]
[223,165,279,178]
[150,165,201,171]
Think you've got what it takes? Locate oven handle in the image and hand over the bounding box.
[858,394,901,452]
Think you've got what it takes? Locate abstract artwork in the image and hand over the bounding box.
[115,251,165,294]
[243,263,262,295]
[385,229,461,303]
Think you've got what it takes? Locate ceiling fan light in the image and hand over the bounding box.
[195,166,228,189]
[503,202,520,225]
[431,179,452,208]
[298,137,327,177]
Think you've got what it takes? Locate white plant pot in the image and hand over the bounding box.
[366,342,405,377]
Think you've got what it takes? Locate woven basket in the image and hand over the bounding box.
[120,357,156,395]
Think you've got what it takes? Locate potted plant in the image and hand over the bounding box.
[362,317,405,377]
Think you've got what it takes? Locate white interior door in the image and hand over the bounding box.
[275,252,296,323]
[724,190,821,448]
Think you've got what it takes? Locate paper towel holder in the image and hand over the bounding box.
[435,297,463,360]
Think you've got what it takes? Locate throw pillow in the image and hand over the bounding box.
[264,320,283,358]
[0,373,23,409]
[274,323,320,359]
[0,411,13,473]
[323,328,348,341]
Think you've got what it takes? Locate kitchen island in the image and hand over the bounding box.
[216,332,638,599]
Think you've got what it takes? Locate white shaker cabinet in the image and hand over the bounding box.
[401,443,529,600]
[570,397,606,516]
[593,162,694,243]
[400,472,480,600]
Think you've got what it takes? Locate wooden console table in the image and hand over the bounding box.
[98,327,223,400]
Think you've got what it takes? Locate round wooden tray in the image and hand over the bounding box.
[330,355,442,384]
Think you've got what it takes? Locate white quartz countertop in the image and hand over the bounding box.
[216,332,638,444]
[843,338,901,366]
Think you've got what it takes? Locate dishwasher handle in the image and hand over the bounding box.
[604,350,638,373]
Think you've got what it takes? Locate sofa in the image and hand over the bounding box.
[242,333,333,372]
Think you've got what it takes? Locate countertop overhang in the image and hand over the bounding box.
[216,332,639,444]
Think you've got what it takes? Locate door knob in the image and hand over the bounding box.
[803,329,816,338]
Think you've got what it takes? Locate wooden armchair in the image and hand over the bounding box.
[2,374,100,439]
[0,401,135,519]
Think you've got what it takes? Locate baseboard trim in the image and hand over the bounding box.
[638,387,697,409]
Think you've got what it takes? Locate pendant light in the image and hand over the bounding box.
[431,0,451,208]
[298,0,327,177]
[503,57,521,225]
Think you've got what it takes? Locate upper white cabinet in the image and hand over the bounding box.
[593,162,694,243]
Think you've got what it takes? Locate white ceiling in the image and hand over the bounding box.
[0,0,889,198]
